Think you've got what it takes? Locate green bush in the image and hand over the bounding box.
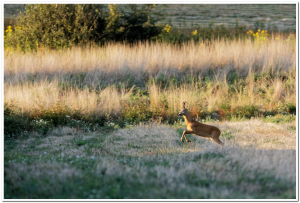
[29,119,53,136]
[121,97,152,124]
[4,102,15,116]
[5,4,163,51]
[4,116,29,139]
[31,100,72,127]
[232,105,259,118]
[153,24,186,44]
[286,103,296,114]
[5,4,106,51]
[218,102,232,120]
[103,4,162,43]
[4,102,29,139]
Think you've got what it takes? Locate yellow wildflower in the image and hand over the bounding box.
[192,30,197,35]
[163,24,171,33]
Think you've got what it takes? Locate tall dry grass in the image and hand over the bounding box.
[149,72,296,113]
[4,38,296,86]
[4,75,296,117]
[4,38,296,117]
[4,80,133,116]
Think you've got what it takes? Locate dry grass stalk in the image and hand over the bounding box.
[4,39,295,86]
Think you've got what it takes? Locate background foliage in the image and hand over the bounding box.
[4,4,163,51]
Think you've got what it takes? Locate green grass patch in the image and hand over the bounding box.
[221,130,234,140]
[263,114,296,124]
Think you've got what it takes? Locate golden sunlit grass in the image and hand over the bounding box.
[149,73,296,114]
[4,37,295,85]
[4,37,296,117]
[4,80,133,116]
[4,71,295,118]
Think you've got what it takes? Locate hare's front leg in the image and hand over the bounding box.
[181,130,193,142]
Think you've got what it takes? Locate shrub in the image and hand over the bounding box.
[5,4,106,51]
[4,102,15,116]
[153,24,185,44]
[4,116,29,139]
[4,102,29,139]
[29,119,53,136]
[286,103,296,114]
[232,105,259,118]
[31,98,75,127]
[218,102,232,119]
[4,4,163,51]
[121,97,151,124]
[103,4,162,43]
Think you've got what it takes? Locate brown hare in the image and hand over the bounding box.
[178,102,224,148]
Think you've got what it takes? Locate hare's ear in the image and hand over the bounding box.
[182,102,186,109]
[185,103,189,109]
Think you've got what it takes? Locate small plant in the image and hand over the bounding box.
[128,143,141,149]
[153,24,185,44]
[31,98,73,127]
[276,101,289,115]
[105,121,120,130]
[221,130,233,140]
[232,105,259,118]
[285,103,296,114]
[247,29,270,44]
[121,97,151,124]
[29,119,53,135]
[76,140,87,146]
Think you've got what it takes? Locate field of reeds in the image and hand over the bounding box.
[4,28,296,198]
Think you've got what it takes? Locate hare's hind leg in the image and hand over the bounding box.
[212,130,224,148]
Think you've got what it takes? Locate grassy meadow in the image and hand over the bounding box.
[4,36,297,199]
[4,119,296,198]
[4,4,297,199]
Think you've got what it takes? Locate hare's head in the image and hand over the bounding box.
[178,102,189,116]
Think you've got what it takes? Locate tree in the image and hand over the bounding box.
[103,4,163,43]
[5,4,106,51]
